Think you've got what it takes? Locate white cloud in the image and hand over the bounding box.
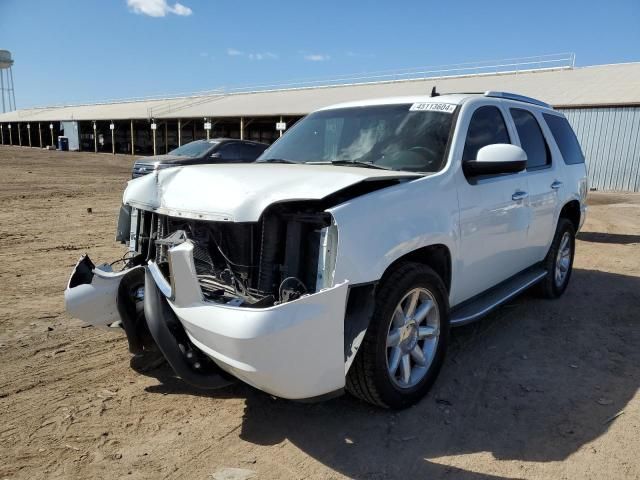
[170,2,192,15]
[127,0,193,17]
[249,52,279,61]
[304,53,331,62]
[229,49,278,61]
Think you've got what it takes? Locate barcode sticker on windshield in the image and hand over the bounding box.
[410,103,456,113]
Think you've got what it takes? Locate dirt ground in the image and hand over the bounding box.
[0,146,638,480]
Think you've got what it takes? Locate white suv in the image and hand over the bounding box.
[65,91,588,408]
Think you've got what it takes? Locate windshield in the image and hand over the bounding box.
[258,103,456,172]
[168,140,217,158]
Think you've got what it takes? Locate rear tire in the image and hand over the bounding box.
[538,218,575,299]
[346,262,449,409]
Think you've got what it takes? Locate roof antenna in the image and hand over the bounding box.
[430,86,440,97]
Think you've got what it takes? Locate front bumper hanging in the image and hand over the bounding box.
[64,241,350,400]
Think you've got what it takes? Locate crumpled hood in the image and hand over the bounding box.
[123,163,421,222]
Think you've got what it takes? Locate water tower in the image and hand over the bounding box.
[0,50,17,113]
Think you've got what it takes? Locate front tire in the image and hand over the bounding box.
[346,262,449,409]
[538,218,576,298]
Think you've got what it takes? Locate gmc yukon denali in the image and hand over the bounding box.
[65,91,588,408]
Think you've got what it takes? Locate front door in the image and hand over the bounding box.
[454,104,531,304]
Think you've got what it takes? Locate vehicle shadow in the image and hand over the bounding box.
[577,231,640,245]
[234,268,639,479]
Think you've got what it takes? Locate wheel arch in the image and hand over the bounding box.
[559,199,581,232]
[380,244,452,293]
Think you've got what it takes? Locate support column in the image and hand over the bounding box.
[49,123,54,147]
[130,120,135,155]
[279,115,283,138]
[152,121,157,156]
[38,123,43,148]
[178,119,181,146]
[17,123,22,146]
[93,121,97,152]
[0,124,3,144]
[27,124,31,147]
[206,118,210,140]
[111,122,115,155]
[9,124,12,145]
[240,117,244,140]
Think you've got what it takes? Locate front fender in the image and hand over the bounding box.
[328,174,458,288]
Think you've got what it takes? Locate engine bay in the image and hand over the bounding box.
[125,202,336,307]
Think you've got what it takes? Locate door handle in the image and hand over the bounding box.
[551,180,563,190]
[512,191,528,201]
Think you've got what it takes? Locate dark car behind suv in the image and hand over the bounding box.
[132,138,268,178]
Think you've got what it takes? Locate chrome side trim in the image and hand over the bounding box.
[451,269,547,326]
[148,261,173,299]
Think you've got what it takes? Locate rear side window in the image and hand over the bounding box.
[462,106,511,161]
[241,143,267,161]
[543,114,585,165]
[511,108,550,169]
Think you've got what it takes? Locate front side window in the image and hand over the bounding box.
[258,104,455,172]
[543,114,585,165]
[511,108,550,169]
[462,106,511,161]
[217,142,242,161]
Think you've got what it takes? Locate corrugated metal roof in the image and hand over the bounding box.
[1,62,639,123]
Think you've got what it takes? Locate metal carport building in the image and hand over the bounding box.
[0,61,639,191]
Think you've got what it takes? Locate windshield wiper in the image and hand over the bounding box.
[330,160,391,170]
[258,158,297,164]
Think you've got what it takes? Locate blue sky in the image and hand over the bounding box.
[0,0,639,108]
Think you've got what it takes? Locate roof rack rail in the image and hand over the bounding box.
[484,91,552,108]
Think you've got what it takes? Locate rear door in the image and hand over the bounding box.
[455,103,531,303]
[508,107,558,264]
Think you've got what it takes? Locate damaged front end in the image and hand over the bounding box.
[65,200,349,399]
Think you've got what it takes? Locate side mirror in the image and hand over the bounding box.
[463,144,527,176]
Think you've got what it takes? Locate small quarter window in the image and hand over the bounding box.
[462,106,511,162]
[543,114,585,165]
[510,108,550,169]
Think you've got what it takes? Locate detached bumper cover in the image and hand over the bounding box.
[64,245,350,400]
[64,256,142,327]
[169,282,349,400]
[165,240,350,400]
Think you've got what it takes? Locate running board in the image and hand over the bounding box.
[450,267,547,326]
